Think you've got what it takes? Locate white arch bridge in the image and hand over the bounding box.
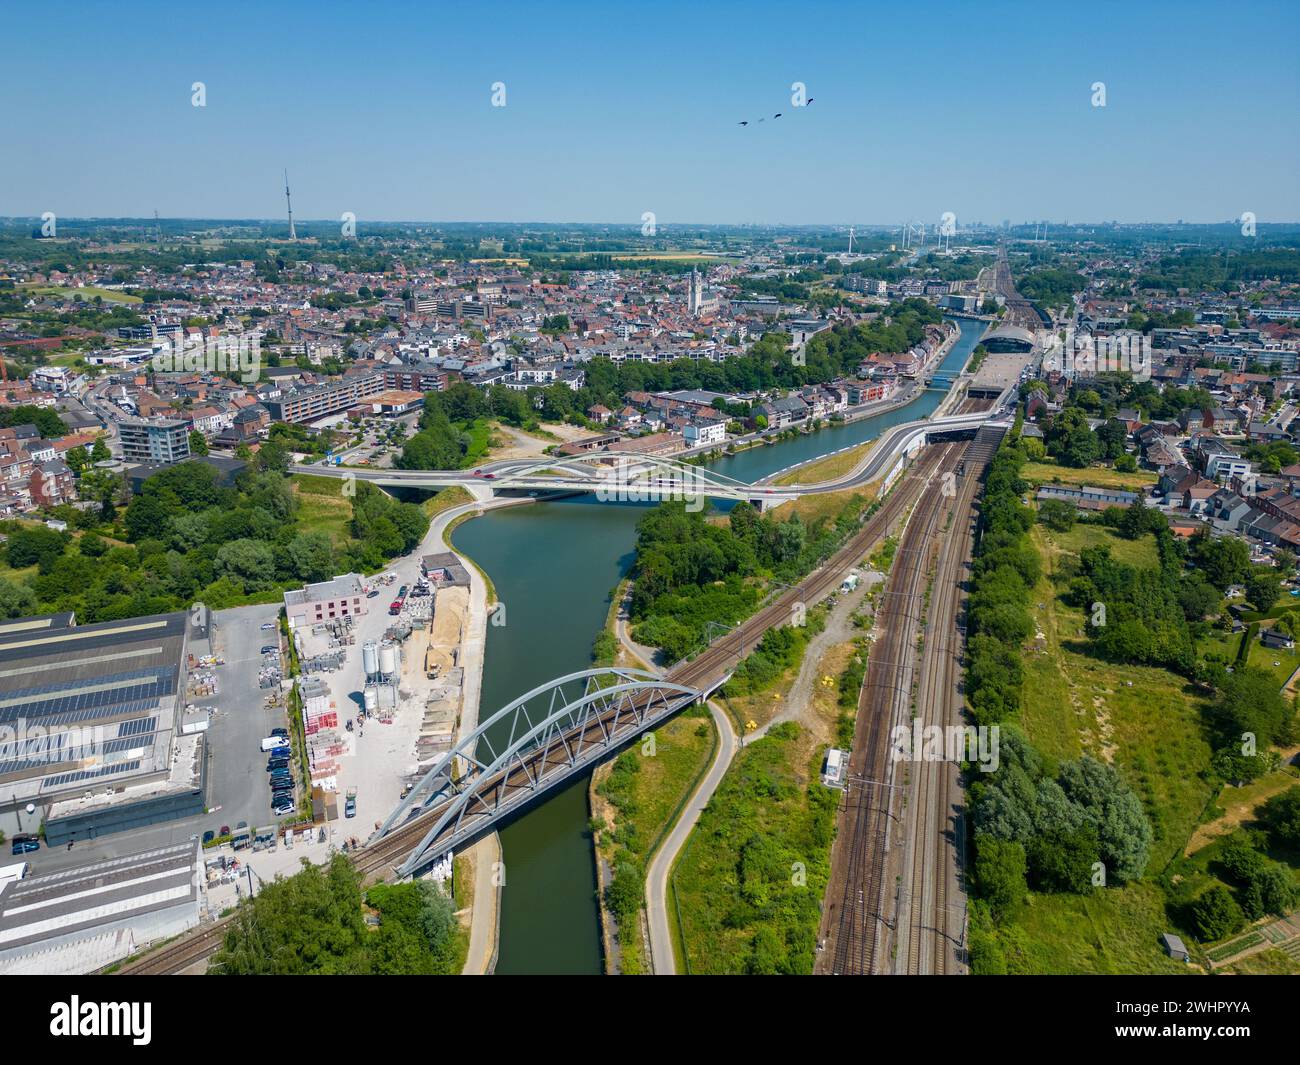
[296,410,997,506]
[372,668,715,877]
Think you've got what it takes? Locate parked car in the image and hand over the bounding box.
[261,645,278,655]
[260,622,276,631]
[270,728,288,739]
[10,835,39,855]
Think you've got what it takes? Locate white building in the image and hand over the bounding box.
[684,419,727,447]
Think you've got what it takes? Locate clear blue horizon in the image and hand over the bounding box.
[3,0,1297,225]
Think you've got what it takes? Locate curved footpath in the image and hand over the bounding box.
[615,614,737,975]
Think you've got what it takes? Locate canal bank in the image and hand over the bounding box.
[449,316,988,974]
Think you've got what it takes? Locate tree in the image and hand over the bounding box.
[974,836,1027,919]
[1046,408,1100,468]
[0,576,36,618]
[5,526,68,570]
[1038,498,1076,532]
[1259,786,1300,849]
[287,531,335,582]
[1210,668,1295,749]
[1239,862,1298,921]
[1027,827,1099,893]
[90,435,111,463]
[65,445,90,474]
[1190,530,1251,591]
[188,429,209,456]
[210,855,369,975]
[1178,573,1221,622]
[1190,885,1244,942]
[214,538,276,592]
[1245,568,1282,613]
[1057,756,1152,883]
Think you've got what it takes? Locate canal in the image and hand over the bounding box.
[451,316,986,973]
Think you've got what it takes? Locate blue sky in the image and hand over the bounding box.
[2,0,1296,224]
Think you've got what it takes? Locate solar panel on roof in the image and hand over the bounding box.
[44,760,141,787]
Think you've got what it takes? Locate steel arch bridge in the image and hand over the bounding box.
[375,668,704,877]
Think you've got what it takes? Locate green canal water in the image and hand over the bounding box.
[451,317,986,973]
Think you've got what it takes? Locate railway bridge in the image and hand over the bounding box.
[373,667,715,877]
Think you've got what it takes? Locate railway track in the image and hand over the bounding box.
[818,425,1003,976]
[994,245,1049,330]
[819,443,963,975]
[119,437,956,976]
[895,428,997,974]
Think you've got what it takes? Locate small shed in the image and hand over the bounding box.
[1160,932,1190,962]
[1260,629,1295,650]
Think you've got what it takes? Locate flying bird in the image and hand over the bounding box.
[736,98,814,126]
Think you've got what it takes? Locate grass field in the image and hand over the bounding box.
[291,476,352,546]
[670,722,835,975]
[990,524,1218,972]
[422,485,473,520]
[773,439,877,486]
[1222,947,1300,975]
[1186,768,1300,855]
[1005,881,1192,974]
[18,283,142,304]
[1023,461,1157,492]
[770,484,877,527]
[592,707,716,974]
[610,253,724,263]
[1199,627,1300,690]
[1044,522,1161,569]
[1025,526,1215,868]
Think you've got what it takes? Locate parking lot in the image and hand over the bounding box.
[202,602,293,837]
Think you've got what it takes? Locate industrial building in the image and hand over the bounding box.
[0,610,204,846]
[0,842,201,974]
[284,573,368,629]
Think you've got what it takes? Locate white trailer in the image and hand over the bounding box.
[0,861,30,884]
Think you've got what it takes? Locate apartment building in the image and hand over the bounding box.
[118,416,192,464]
